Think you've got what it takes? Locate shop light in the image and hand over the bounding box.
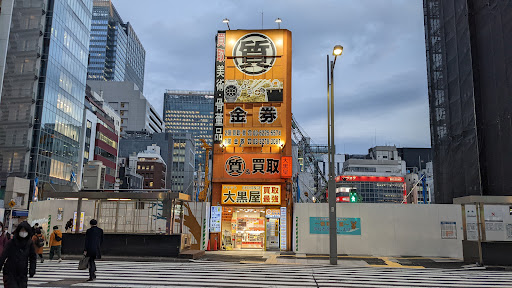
[64,198,79,200]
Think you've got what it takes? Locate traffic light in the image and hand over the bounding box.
[349,189,358,203]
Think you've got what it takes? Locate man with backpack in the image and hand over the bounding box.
[32,228,45,263]
[49,225,63,262]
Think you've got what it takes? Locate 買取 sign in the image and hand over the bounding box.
[309,217,361,235]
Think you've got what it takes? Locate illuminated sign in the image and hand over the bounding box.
[222,185,281,205]
[213,32,226,144]
[224,79,283,103]
[281,156,292,179]
[224,154,281,179]
[223,128,283,147]
[336,176,405,183]
[232,33,276,76]
[266,209,281,219]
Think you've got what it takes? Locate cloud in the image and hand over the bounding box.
[113,0,430,154]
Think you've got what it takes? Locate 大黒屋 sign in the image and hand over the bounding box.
[309,217,361,235]
[222,185,281,205]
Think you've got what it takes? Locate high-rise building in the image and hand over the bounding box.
[163,90,213,167]
[87,81,163,133]
[88,0,145,91]
[118,131,195,195]
[80,85,120,189]
[424,1,512,203]
[0,0,93,192]
[0,0,14,99]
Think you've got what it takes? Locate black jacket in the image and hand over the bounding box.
[84,226,104,259]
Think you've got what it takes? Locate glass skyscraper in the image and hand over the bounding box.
[0,0,93,190]
[163,90,214,167]
[88,0,145,91]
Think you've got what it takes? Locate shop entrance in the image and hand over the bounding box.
[221,207,265,250]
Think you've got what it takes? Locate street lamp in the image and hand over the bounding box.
[275,18,282,29]
[222,18,231,30]
[327,45,343,265]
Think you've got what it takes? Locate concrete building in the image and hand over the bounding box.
[82,160,106,190]
[117,157,142,189]
[118,131,173,188]
[87,0,146,91]
[87,81,163,134]
[343,146,406,177]
[170,133,195,196]
[0,0,14,99]
[163,90,214,167]
[80,86,120,189]
[136,145,166,189]
[0,0,93,194]
[424,1,512,203]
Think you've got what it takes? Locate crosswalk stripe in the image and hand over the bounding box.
[13,260,512,288]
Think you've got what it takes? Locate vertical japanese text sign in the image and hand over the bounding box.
[214,32,226,144]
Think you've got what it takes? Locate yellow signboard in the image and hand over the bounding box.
[222,185,281,205]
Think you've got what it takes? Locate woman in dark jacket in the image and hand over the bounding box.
[0,221,36,288]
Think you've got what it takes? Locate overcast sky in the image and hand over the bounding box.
[113,0,430,154]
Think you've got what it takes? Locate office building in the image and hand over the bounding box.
[397,147,432,173]
[136,145,166,189]
[117,156,143,189]
[163,90,213,167]
[343,146,406,176]
[80,85,120,189]
[170,132,195,196]
[336,175,406,203]
[0,0,14,99]
[424,1,512,203]
[88,0,145,91]
[0,0,93,193]
[87,81,163,133]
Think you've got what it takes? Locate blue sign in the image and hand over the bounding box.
[309,217,361,235]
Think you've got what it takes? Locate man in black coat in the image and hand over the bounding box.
[84,219,103,281]
[0,221,37,288]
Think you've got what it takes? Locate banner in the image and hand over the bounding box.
[223,154,282,179]
[309,217,361,235]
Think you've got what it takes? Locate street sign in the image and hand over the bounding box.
[8,200,15,208]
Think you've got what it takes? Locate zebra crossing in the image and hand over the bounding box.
[8,259,512,287]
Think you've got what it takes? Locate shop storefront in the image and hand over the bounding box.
[221,207,282,251]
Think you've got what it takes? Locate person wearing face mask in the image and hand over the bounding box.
[0,221,36,288]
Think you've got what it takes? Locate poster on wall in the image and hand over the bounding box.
[280,207,287,251]
[210,206,222,233]
[309,217,361,235]
[465,205,478,241]
[440,221,457,239]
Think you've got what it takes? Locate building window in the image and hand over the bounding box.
[120,110,125,116]
[151,165,154,170]
[149,181,153,187]
[137,165,141,170]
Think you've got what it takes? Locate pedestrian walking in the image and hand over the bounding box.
[3,226,11,240]
[0,223,9,255]
[84,219,103,281]
[31,223,39,236]
[65,219,73,233]
[49,226,62,262]
[31,229,45,263]
[0,221,36,288]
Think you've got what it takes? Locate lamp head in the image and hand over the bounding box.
[333,45,343,56]
[275,18,282,23]
[222,18,230,24]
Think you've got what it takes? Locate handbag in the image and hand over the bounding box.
[78,256,90,270]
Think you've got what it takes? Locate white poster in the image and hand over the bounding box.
[210,206,222,233]
[441,221,457,239]
[280,207,287,251]
[465,205,478,241]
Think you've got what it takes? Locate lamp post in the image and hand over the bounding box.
[222,18,231,30]
[328,45,343,265]
[275,18,282,29]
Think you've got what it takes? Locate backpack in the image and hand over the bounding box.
[36,235,44,247]
[54,232,62,242]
